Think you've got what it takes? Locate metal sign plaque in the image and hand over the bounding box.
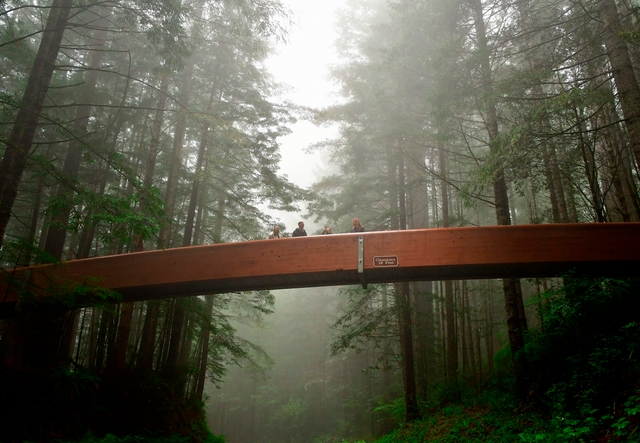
[373,256,399,267]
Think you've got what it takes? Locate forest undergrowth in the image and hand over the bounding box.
[350,275,640,443]
[0,367,225,443]
[1,275,638,443]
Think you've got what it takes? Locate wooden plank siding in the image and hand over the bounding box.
[1,223,639,309]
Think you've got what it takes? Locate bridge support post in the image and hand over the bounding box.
[358,236,367,289]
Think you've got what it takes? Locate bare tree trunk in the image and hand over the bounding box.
[394,282,420,421]
[86,307,101,366]
[621,150,640,221]
[43,13,110,259]
[136,300,160,370]
[601,100,640,221]
[464,281,477,386]
[18,175,45,267]
[460,282,468,379]
[381,287,392,397]
[73,309,87,365]
[158,55,196,248]
[194,195,206,245]
[157,310,172,368]
[541,144,569,223]
[598,0,640,175]
[77,163,110,258]
[178,313,192,368]
[576,110,606,222]
[397,153,421,420]
[408,159,434,399]
[164,298,187,394]
[439,143,458,385]
[470,0,529,401]
[132,72,169,251]
[95,308,115,370]
[563,176,579,223]
[473,290,483,388]
[111,302,135,370]
[483,282,494,377]
[183,89,215,246]
[439,284,447,379]
[193,295,215,400]
[0,0,71,248]
[386,147,420,421]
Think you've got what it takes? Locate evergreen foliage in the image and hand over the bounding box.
[334,276,640,443]
[1,0,640,439]
[1,0,298,436]
[526,275,640,441]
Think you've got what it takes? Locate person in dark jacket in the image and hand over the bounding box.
[292,221,307,237]
[351,218,365,232]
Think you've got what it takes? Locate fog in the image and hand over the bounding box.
[2,0,639,440]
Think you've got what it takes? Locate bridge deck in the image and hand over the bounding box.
[1,223,639,307]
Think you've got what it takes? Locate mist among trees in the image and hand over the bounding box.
[1,0,639,441]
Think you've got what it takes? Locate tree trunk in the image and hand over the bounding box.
[158,55,196,248]
[601,99,640,221]
[439,143,458,385]
[575,109,606,222]
[464,281,477,386]
[473,290,483,388]
[408,151,434,400]
[183,89,215,246]
[86,307,101,367]
[95,308,115,370]
[18,174,45,267]
[483,282,494,376]
[386,146,421,421]
[541,144,568,223]
[460,282,468,379]
[0,0,71,248]
[393,282,420,421]
[470,0,529,401]
[77,163,110,258]
[43,14,109,259]
[164,298,187,393]
[110,302,135,370]
[132,72,170,251]
[380,287,392,397]
[136,300,160,370]
[598,0,640,175]
[193,294,215,400]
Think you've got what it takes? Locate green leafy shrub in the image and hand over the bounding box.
[526,275,640,441]
[373,397,405,423]
[363,275,640,443]
[365,392,550,443]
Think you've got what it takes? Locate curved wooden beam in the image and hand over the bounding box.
[1,223,639,308]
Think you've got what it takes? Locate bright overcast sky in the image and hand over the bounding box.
[268,1,342,109]
[264,0,342,232]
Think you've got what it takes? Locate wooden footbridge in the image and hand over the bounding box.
[1,223,639,311]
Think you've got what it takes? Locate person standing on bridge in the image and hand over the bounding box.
[322,225,333,234]
[269,225,282,239]
[292,221,307,237]
[351,218,365,232]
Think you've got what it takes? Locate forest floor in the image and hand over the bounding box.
[358,382,640,443]
[360,275,640,443]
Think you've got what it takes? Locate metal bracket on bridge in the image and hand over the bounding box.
[358,236,367,289]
